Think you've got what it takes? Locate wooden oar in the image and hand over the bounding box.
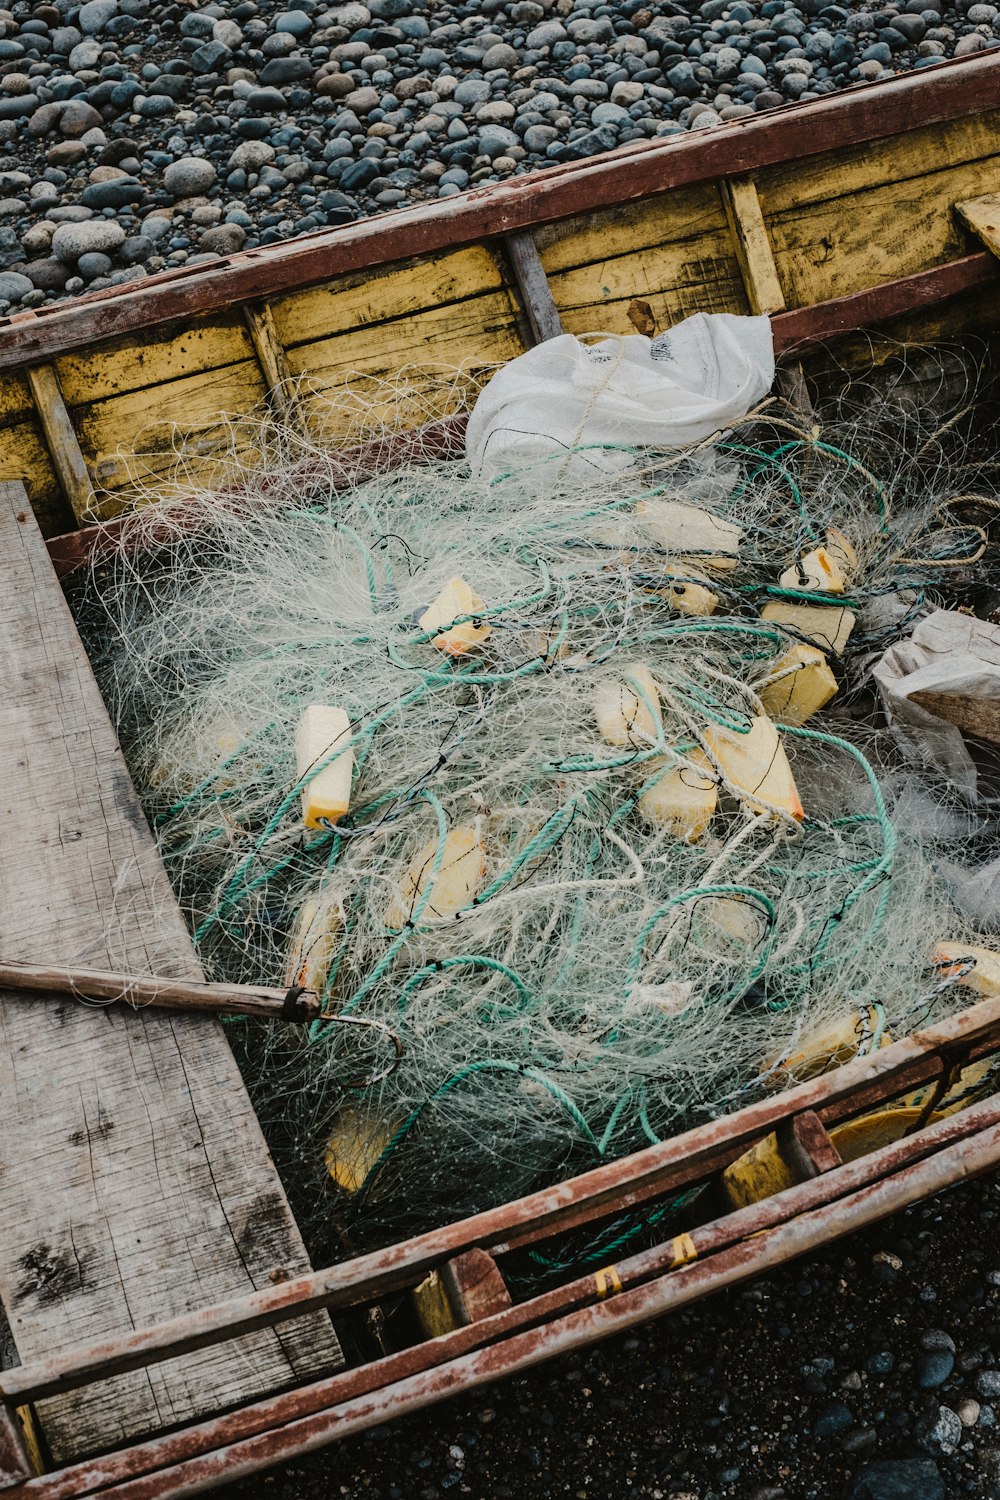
[909,688,1000,748]
[0,960,321,1022]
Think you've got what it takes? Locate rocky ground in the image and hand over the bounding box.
[0,0,996,309]
[218,1170,1000,1500]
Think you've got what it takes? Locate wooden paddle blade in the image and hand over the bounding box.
[909,688,1000,747]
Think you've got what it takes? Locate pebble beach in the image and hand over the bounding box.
[0,0,996,308]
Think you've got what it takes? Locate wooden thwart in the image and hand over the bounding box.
[504,231,563,345]
[0,961,321,1023]
[720,175,786,315]
[955,189,1000,257]
[0,482,341,1465]
[25,365,91,523]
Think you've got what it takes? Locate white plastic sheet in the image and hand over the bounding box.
[873,609,1000,799]
[465,314,776,479]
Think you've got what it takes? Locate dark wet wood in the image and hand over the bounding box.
[910,687,1000,747]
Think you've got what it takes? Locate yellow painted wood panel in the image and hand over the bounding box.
[759,110,1000,216]
[74,357,268,508]
[765,150,1000,310]
[56,315,254,406]
[286,289,523,433]
[549,240,749,338]
[0,370,34,425]
[271,245,508,351]
[536,183,726,275]
[0,417,70,536]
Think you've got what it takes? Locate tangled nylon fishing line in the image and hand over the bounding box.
[78,343,1000,1269]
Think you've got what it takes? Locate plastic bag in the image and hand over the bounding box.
[465,314,775,479]
[873,609,1000,799]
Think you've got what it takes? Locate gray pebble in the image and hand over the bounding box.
[199,222,247,254]
[526,20,567,48]
[23,257,70,290]
[77,250,113,280]
[482,41,519,70]
[80,176,143,209]
[164,156,217,197]
[140,215,171,243]
[916,1349,954,1388]
[923,1405,961,1453]
[68,39,102,70]
[191,40,232,74]
[919,1329,956,1353]
[813,1400,854,1439]
[566,16,612,44]
[60,99,103,136]
[228,140,275,171]
[120,233,153,264]
[275,9,312,35]
[0,269,32,301]
[78,0,117,35]
[591,101,630,126]
[51,216,125,262]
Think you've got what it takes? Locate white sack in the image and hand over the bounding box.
[465,314,775,479]
[873,609,1000,799]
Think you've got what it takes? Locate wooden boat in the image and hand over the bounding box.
[3,52,1000,1499]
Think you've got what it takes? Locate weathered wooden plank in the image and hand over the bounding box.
[283,291,522,435]
[0,1404,31,1486]
[72,358,268,507]
[761,108,1000,217]
[0,481,341,1464]
[54,317,253,408]
[505,232,563,344]
[549,256,748,338]
[720,175,786,315]
[760,118,1000,309]
[243,303,297,424]
[909,688,1000,747]
[0,371,34,423]
[25,365,93,523]
[771,251,1000,354]
[955,189,1000,257]
[536,182,747,333]
[535,182,729,273]
[270,246,508,351]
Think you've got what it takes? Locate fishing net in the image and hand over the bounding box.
[75,339,1000,1271]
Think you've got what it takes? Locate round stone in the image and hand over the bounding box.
[21,223,54,255]
[78,0,117,34]
[917,1349,955,1389]
[51,217,126,263]
[140,215,172,243]
[0,269,32,301]
[120,233,153,264]
[345,86,380,113]
[23,257,70,291]
[228,140,275,171]
[199,222,247,254]
[317,73,354,97]
[59,99,103,137]
[77,250,113,279]
[163,156,217,197]
[482,42,519,69]
[68,39,102,69]
[274,9,312,34]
